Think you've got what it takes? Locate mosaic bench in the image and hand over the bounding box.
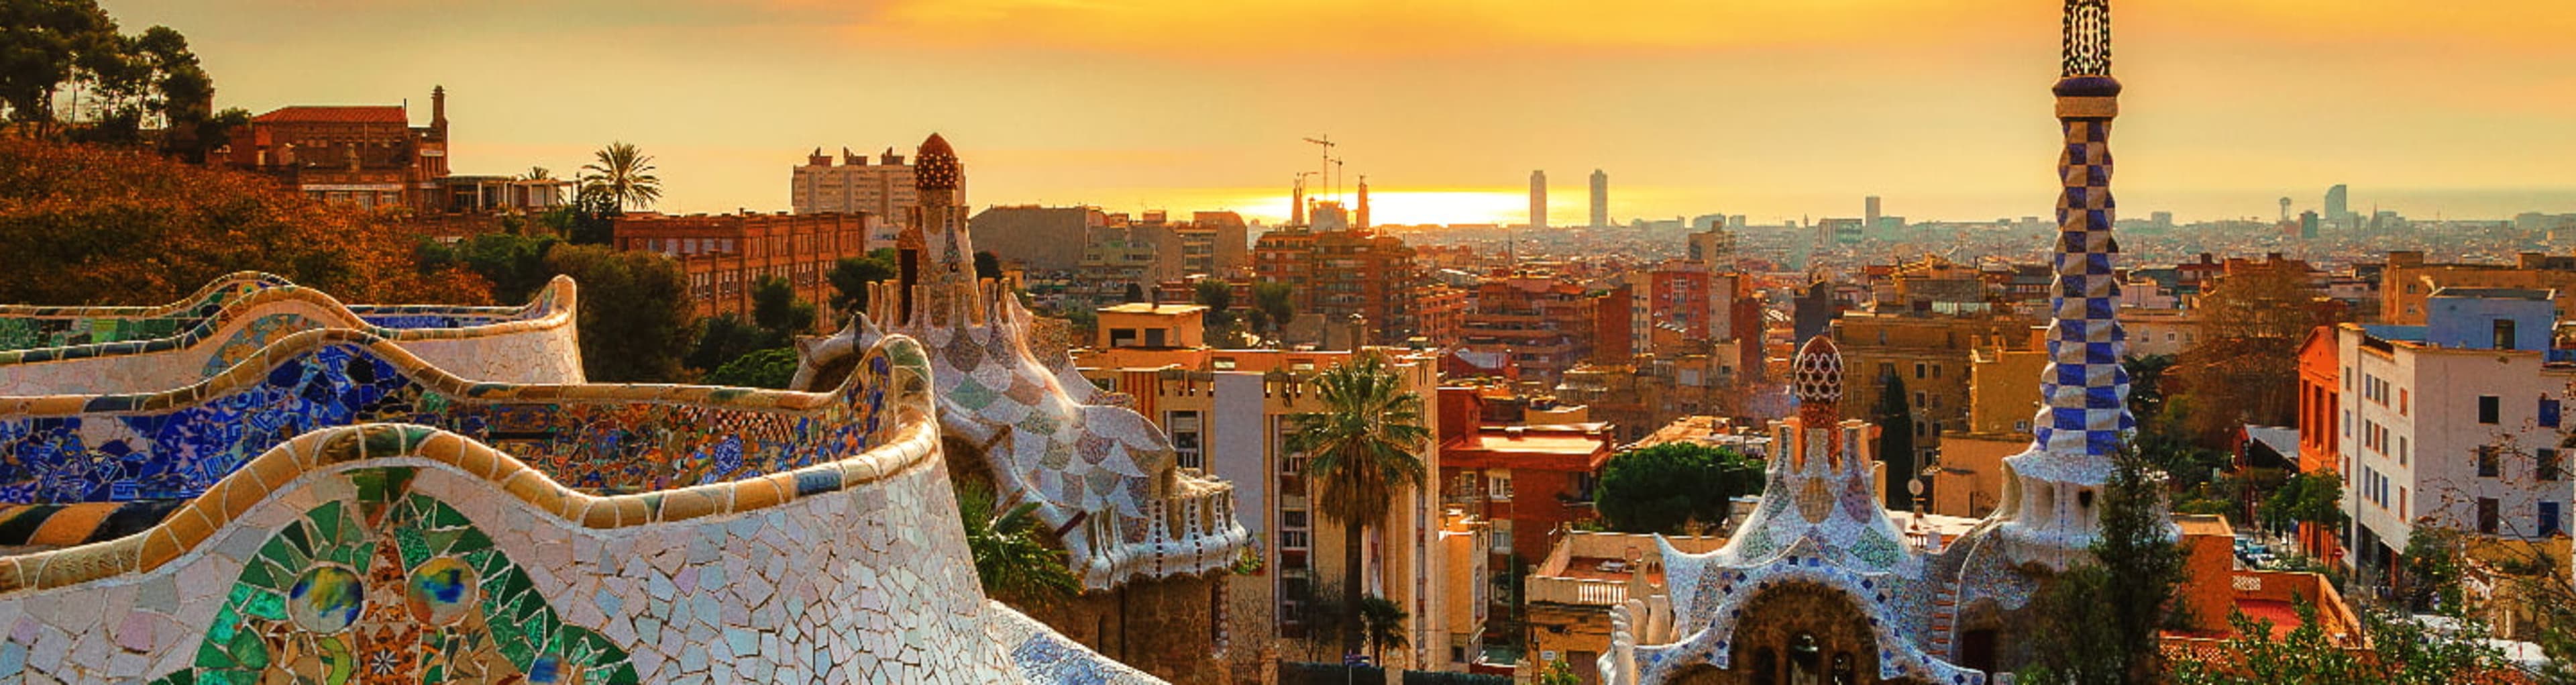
[0,272,545,354]
[0,276,584,397]
[0,327,1157,683]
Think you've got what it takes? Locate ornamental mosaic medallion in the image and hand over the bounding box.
[157,467,635,685]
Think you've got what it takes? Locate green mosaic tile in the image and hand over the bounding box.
[161,487,633,683]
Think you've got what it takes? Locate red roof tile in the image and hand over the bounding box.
[254,106,408,124]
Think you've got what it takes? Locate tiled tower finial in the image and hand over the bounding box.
[2061,0,2112,77]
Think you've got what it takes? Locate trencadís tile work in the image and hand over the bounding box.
[0,279,1158,684]
[0,274,583,396]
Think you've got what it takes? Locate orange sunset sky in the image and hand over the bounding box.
[98,1,2576,225]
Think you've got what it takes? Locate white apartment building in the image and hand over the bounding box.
[2337,288,2573,580]
[790,147,921,221]
[1077,346,1490,672]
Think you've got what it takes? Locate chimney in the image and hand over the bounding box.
[430,85,447,136]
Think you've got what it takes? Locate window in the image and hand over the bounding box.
[2399,389,2408,416]
[1915,362,1927,380]
[2542,449,2563,482]
[2398,437,2408,466]
[2544,398,2563,428]
[1488,472,1514,500]
[2544,502,2565,537]
[2495,318,2518,350]
[2477,498,2501,535]
[1932,364,1942,379]
[2479,396,2501,424]
[1167,411,1202,470]
[2478,445,2502,478]
[1492,519,1514,551]
[1878,362,1896,380]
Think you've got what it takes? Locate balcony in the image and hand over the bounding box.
[1526,576,1630,607]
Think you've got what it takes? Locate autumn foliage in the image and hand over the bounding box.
[0,136,490,305]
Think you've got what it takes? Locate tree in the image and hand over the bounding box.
[751,275,816,339]
[580,141,661,212]
[700,348,798,389]
[826,249,898,317]
[0,136,486,305]
[523,166,551,181]
[541,244,692,382]
[1193,280,1236,328]
[973,250,1002,281]
[1595,442,1765,534]
[2020,444,2186,685]
[1536,657,1585,685]
[1356,594,1409,664]
[0,0,115,124]
[1253,281,1297,335]
[686,314,769,374]
[1122,282,1146,303]
[2256,470,2348,540]
[1876,372,1920,510]
[541,189,621,244]
[2174,266,2338,443]
[417,231,560,303]
[1287,354,1431,656]
[2174,598,2504,685]
[2403,526,2467,613]
[955,480,1079,608]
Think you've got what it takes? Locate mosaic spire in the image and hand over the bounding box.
[2032,0,2130,462]
[1790,335,1846,465]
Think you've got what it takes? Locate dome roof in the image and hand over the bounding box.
[1791,335,1844,407]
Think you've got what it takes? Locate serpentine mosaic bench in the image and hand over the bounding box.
[0,272,550,353]
[0,274,583,396]
[0,324,1156,682]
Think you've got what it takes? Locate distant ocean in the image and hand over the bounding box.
[1028,186,2576,228]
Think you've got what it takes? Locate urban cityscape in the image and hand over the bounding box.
[0,1,2571,684]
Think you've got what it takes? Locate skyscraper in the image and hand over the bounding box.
[1529,170,1548,229]
[1589,169,1609,228]
[1865,195,1882,231]
[2326,184,2349,228]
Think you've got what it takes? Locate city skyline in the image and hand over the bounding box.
[97,0,2576,224]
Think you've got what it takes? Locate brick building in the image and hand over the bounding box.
[1436,386,1617,565]
[1250,220,1424,346]
[612,212,877,323]
[217,87,451,210]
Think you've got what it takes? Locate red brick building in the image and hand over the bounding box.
[1436,387,1617,564]
[217,87,449,209]
[1458,272,1603,384]
[612,212,876,323]
[1250,226,1424,345]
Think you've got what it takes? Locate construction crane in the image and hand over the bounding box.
[1303,136,1335,201]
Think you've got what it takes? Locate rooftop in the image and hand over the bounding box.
[253,105,409,124]
[2428,286,2553,301]
[1097,303,1208,315]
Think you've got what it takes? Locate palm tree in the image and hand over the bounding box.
[523,166,551,180]
[1358,594,1410,664]
[580,141,661,211]
[1286,354,1430,657]
[956,480,1079,607]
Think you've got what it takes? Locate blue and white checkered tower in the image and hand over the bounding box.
[1992,0,2132,568]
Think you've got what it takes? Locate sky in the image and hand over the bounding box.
[98,0,2576,226]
